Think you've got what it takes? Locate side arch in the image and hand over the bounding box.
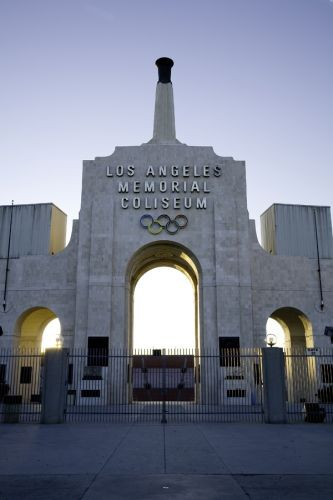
[268,306,313,349]
[14,306,61,349]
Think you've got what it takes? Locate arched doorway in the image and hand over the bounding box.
[127,241,201,352]
[266,307,313,349]
[8,307,62,406]
[133,266,195,350]
[267,307,314,403]
[126,241,201,403]
[14,307,62,350]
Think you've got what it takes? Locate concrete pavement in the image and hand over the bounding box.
[0,423,332,499]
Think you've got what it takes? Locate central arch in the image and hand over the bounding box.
[126,241,201,352]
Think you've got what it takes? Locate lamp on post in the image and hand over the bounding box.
[55,334,63,349]
[266,333,277,348]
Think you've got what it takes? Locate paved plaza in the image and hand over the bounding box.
[0,423,332,499]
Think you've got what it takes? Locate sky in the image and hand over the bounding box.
[1,0,333,242]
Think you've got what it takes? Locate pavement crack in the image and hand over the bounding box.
[198,424,232,474]
[163,423,167,474]
[198,426,251,498]
[78,424,134,500]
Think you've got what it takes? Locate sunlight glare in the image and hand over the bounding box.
[266,318,285,347]
[41,319,62,352]
[133,267,195,350]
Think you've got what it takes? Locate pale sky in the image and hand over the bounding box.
[1,0,332,240]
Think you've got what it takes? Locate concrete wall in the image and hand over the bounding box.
[261,204,333,258]
[0,203,67,258]
[250,220,333,347]
[72,144,253,350]
[0,221,78,348]
[50,205,67,255]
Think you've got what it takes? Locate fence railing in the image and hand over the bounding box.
[1,347,332,424]
[0,349,43,423]
[285,348,333,423]
[66,348,263,423]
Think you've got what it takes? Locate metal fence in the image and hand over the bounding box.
[65,348,264,423]
[1,347,332,425]
[285,348,333,423]
[0,349,43,423]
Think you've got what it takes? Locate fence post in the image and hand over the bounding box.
[41,348,69,424]
[262,347,286,423]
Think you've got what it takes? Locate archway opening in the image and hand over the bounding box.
[266,307,315,403]
[266,307,313,349]
[15,307,62,350]
[127,242,201,403]
[133,266,195,350]
[127,241,201,353]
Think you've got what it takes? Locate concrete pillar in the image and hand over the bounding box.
[262,347,286,424]
[41,348,69,424]
[152,82,177,143]
[148,57,181,145]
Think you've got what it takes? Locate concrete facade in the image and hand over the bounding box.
[0,57,333,351]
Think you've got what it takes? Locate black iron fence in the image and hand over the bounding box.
[285,348,333,423]
[1,347,332,424]
[65,348,264,423]
[0,349,43,423]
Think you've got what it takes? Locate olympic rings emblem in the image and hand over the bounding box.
[140,214,188,235]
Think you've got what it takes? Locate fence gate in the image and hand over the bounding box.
[285,348,333,423]
[65,349,264,423]
[2,348,333,425]
[0,349,43,423]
